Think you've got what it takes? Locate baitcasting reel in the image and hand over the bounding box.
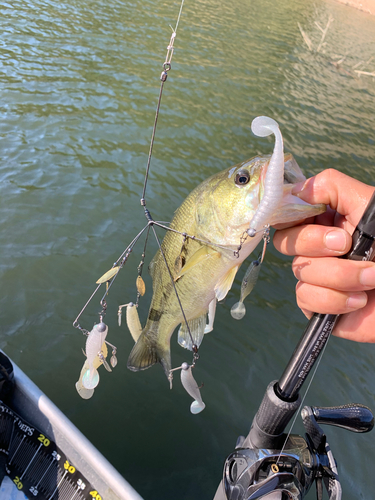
[222,403,374,500]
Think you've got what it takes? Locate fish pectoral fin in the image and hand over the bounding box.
[214,265,239,302]
[178,314,207,351]
[127,331,171,380]
[174,246,221,280]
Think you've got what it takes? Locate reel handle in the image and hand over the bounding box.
[312,404,374,433]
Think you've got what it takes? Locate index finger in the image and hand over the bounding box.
[292,169,375,232]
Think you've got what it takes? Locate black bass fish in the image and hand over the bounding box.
[127,152,325,378]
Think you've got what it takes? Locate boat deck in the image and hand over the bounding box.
[0,353,143,500]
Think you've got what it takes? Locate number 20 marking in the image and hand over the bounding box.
[13,476,23,490]
[38,433,50,447]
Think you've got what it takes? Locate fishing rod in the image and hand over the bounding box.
[214,192,375,500]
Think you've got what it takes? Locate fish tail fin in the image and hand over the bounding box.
[127,330,171,379]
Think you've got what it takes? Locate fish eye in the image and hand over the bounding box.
[235,170,250,186]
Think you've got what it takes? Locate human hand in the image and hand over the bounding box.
[273,168,375,343]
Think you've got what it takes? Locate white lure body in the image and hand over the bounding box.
[248,116,285,236]
[76,341,108,399]
[230,258,261,320]
[126,302,142,342]
[180,362,205,414]
[82,322,108,390]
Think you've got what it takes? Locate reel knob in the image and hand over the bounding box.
[312,404,374,433]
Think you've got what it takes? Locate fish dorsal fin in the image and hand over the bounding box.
[178,314,207,351]
[175,245,221,280]
[214,265,239,301]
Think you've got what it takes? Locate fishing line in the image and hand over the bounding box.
[173,0,185,33]
[141,0,185,206]
[276,333,331,465]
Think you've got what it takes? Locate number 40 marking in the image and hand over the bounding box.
[90,491,102,500]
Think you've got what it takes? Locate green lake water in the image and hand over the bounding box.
[1,0,375,498]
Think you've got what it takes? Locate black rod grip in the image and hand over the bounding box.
[276,313,339,400]
[245,381,301,449]
[354,191,375,236]
[276,190,375,401]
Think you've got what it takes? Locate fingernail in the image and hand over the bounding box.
[324,230,347,251]
[291,181,306,195]
[347,293,367,310]
[360,266,375,287]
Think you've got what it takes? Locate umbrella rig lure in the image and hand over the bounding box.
[71,2,271,413]
[72,214,270,413]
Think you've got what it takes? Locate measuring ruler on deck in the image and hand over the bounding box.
[0,402,102,500]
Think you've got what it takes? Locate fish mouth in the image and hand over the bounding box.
[283,153,307,185]
[269,153,326,226]
[271,188,326,226]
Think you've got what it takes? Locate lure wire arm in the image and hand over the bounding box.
[136,227,151,305]
[73,223,151,329]
[146,214,232,252]
[150,225,196,354]
[73,213,221,341]
[260,225,270,263]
